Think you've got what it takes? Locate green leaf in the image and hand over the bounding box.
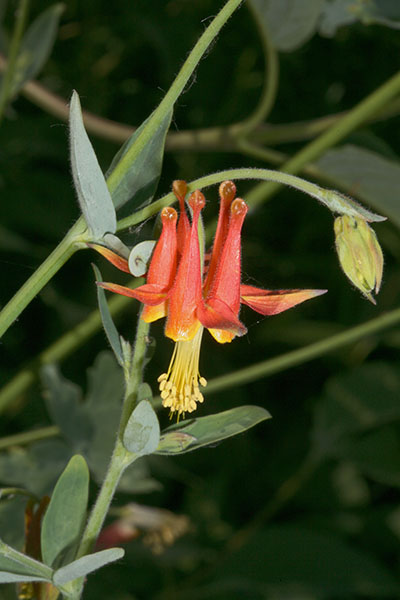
[92,264,124,366]
[123,400,160,456]
[0,541,53,580]
[11,4,64,95]
[41,455,89,568]
[316,145,400,228]
[319,0,400,37]
[0,572,49,583]
[0,439,73,497]
[319,0,359,36]
[156,405,271,455]
[106,109,172,215]
[53,547,124,586]
[208,525,399,596]
[128,240,156,276]
[156,431,196,455]
[69,90,117,238]
[249,0,323,51]
[312,362,400,457]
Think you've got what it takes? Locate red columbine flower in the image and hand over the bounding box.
[92,181,326,417]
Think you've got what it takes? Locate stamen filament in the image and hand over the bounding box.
[158,327,207,418]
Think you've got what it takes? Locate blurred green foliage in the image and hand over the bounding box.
[1,0,400,598]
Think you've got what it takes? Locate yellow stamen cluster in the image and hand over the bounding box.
[158,327,207,418]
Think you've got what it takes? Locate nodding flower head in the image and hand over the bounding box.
[93,181,327,418]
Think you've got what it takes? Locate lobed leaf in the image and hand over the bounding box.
[41,455,89,568]
[69,90,117,238]
[156,405,271,455]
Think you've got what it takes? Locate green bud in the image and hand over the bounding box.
[334,215,383,304]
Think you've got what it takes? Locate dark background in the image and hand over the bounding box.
[1,1,400,598]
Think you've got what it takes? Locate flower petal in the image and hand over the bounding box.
[198,297,247,342]
[88,244,131,273]
[240,285,327,315]
[97,282,168,305]
[165,191,205,342]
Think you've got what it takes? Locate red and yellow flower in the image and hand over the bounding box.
[91,181,326,417]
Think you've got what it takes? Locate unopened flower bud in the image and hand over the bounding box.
[334,215,383,304]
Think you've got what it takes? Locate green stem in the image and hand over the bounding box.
[0,0,242,340]
[204,306,400,395]
[0,219,88,339]
[0,425,60,450]
[117,166,380,232]
[0,0,30,126]
[245,68,400,209]
[106,0,243,198]
[236,3,279,134]
[71,317,150,599]
[4,303,400,450]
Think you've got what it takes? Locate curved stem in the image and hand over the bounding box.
[245,68,400,209]
[5,303,400,449]
[205,305,400,395]
[117,165,379,233]
[106,0,243,197]
[236,3,279,134]
[0,425,60,450]
[0,0,30,126]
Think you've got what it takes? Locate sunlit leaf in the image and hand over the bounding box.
[41,455,89,568]
[123,400,160,456]
[249,0,323,51]
[69,90,117,238]
[316,144,400,228]
[10,4,64,95]
[53,548,124,586]
[106,110,172,215]
[156,405,271,455]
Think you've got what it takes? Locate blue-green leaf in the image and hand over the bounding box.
[0,572,49,583]
[92,264,124,366]
[107,109,172,215]
[156,405,271,455]
[128,240,156,276]
[249,0,323,51]
[11,4,64,95]
[53,548,124,586]
[0,541,53,580]
[123,400,160,456]
[41,455,89,568]
[69,90,117,238]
